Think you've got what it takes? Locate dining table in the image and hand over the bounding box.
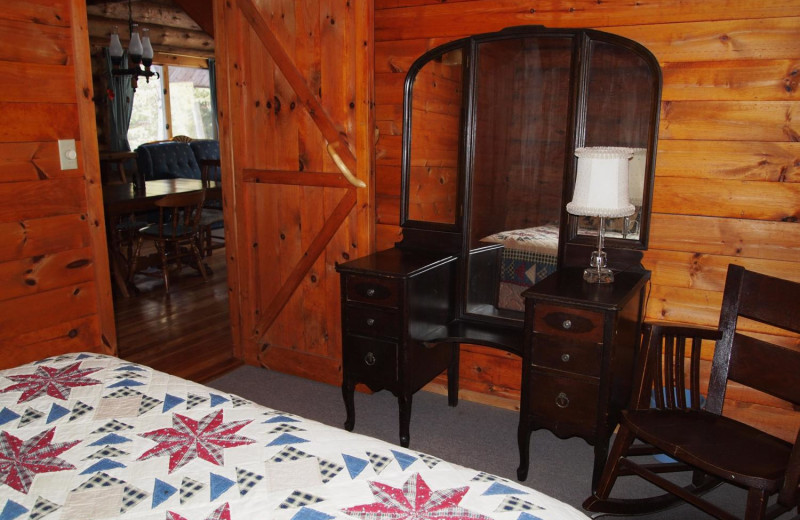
[103,178,222,297]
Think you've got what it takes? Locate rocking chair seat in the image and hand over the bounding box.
[623,408,792,491]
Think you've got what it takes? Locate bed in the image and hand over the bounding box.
[0,352,587,520]
[481,224,560,311]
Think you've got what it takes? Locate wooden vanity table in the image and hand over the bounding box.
[337,25,662,484]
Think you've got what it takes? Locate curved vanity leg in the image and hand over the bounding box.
[398,393,412,447]
[448,343,460,407]
[342,377,355,432]
[516,420,532,481]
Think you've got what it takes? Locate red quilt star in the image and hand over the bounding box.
[343,473,493,520]
[0,428,80,494]
[0,362,102,403]
[138,410,254,473]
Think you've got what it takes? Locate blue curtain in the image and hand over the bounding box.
[106,49,135,152]
[208,58,218,139]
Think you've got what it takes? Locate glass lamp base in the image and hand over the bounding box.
[583,266,614,284]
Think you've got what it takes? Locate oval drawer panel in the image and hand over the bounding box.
[346,275,401,307]
[534,303,603,343]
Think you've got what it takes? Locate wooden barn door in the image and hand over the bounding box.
[214,0,374,384]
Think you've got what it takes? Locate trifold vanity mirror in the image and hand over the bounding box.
[336,24,661,451]
[399,25,662,329]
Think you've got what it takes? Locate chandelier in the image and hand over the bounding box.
[108,0,159,90]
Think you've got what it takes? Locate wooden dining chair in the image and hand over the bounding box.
[128,190,208,293]
[583,264,800,520]
[199,159,224,257]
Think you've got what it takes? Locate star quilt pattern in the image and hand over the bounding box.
[0,353,587,520]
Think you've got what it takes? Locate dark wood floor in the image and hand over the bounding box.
[113,247,243,382]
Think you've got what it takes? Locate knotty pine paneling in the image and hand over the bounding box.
[0,1,114,367]
[375,0,800,440]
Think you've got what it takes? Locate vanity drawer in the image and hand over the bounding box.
[528,370,599,437]
[343,335,398,383]
[534,304,603,343]
[345,275,401,308]
[531,334,602,378]
[344,305,400,339]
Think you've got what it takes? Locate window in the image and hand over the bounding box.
[127,64,216,150]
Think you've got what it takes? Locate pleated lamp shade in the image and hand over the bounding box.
[567,147,636,218]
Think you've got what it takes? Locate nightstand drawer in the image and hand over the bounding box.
[343,335,398,382]
[345,305,400,339]
[346,275,401,308]
[534,304,603,343]
[531,334,602,377]
[529,370,598,437]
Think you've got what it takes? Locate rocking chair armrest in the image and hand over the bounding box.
[629,323,724,410]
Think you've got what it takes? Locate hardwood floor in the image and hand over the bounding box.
[113,247,243,382]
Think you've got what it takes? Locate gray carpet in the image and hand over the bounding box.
[209,364,782,519]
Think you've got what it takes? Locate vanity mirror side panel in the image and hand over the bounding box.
[564,34,662,261]
[402,47,466,230]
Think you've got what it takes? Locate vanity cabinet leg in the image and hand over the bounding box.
[398,393,412,447]
[448,343,460,407]
[516,420,532,481]
[342,378,355,432]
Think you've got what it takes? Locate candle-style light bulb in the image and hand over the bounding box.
[109,26,124,67]
[128,24,143,65]
[141,27,154,67]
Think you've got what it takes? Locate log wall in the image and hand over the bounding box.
[0,0,115,366]
[374,0,800,441]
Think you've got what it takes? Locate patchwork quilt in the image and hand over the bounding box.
[481,225,560,311]
[0,353,587,520]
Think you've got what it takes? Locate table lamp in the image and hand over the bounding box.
[567,147,636,283]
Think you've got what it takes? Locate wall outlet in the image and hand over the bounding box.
[58,139,78,170]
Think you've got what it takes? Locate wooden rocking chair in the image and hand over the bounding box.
[583,264,800,519]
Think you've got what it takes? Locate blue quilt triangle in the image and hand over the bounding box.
[163,394,185,412]
[81,458,127,474]
[517,513,544,520]
[89,433,131,446]
[342,454,368,479]
[209,393,229,407]
[115,364,146,371]
[0,500,27,520]
[75,353,92,360]
[264,415,300,423]
[210,473,236,500]
[0,408,21,426]
[289,508,335,520]
[108,379,145,388]
[152,478,178,508]
[47,404,70,424]
[483,482,529,496]
[390,450,417,471]
[267,433,308,446]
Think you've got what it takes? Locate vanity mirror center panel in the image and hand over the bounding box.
[337,25,661,486]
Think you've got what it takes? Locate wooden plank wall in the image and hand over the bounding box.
[374,0,800,441]
[0,0,115,367]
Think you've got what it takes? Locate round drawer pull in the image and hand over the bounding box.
[555,392,570,409]
[364,352,376,366]
[366,318,375,327]
[561,353,570,363]
[366,288,376,297]
[562,319,572,330]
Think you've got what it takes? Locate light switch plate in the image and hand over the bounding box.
[58,139,78,170]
